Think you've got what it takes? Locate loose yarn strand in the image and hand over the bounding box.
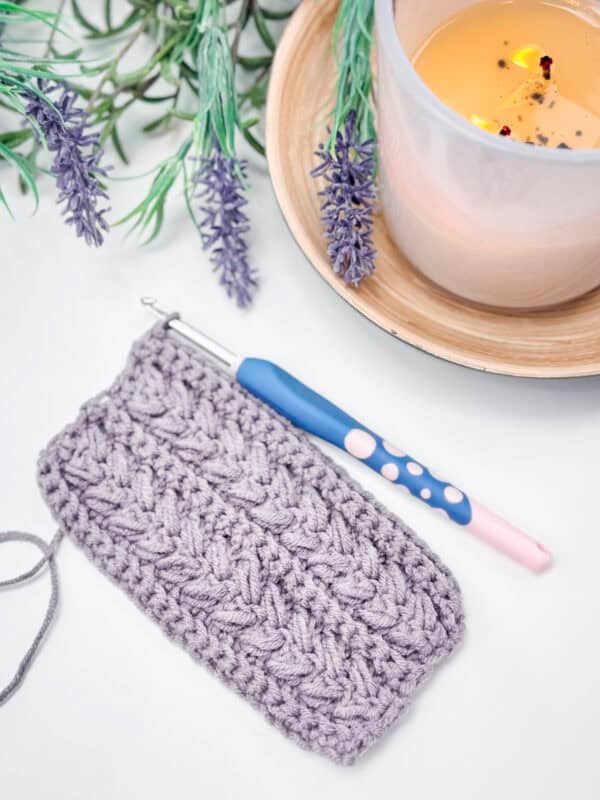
[0,531,62,705]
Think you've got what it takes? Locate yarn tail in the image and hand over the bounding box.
[0,531,63,704]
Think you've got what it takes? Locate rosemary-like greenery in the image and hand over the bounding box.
[1,1,378,302]
[0,0,297,304]
[328,0,375,150]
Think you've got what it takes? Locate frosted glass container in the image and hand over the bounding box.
[375,0,600,308]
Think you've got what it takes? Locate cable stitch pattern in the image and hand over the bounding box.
[37,324,464,763]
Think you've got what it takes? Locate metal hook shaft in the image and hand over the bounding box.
[141,297,238,369]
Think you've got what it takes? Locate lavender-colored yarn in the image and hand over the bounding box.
[37,324,464,764]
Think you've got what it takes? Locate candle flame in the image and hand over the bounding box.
[470,114,498,133]
[511,44,543,72]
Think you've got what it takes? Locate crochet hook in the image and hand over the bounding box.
[141,298,552,572]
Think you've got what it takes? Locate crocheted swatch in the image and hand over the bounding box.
[37,324,464,764]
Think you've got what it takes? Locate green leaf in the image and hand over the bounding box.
[194,25,238,158]
[260,5,297,21]
[79,58,114,77]
[67,81,93,99]
[0,142,39,211]
[237,55,272,70]
[182,160,197,229]
[49,45,83,61]
[253,4,276,52]
[117,139,191,243]
[85,9,143,40]
[70,0,101,35]
[0,2,58,28]
[240,124,265,156]
[242,78,268,110]
[0,184,14,218]
[104,0,112,29]
[0,129,32,148]
[241,115,260,130]
[140,92,177,104]
[0,46,75,64]
[0,60,64,80]
[141,112,171,133]
[113,64,153,88]
[114,33,178,88]
[327,0,376,149]
[110,125,129,164]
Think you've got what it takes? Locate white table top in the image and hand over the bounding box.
[2,123,600,799]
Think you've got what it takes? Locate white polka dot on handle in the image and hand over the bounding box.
[381,463,399,481]
[344,429,376,460]
[407,462,424,476]
[420,488,432,500]
[383,441,405,457]
[444,486,464,504]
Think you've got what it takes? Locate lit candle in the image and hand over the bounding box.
[375,0,600,309]
[411,0,600,149]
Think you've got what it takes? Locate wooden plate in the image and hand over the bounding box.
[266,0,600,379]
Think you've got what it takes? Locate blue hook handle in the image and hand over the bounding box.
[236,358,472,526]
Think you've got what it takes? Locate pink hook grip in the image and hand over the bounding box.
[468,501,552,572]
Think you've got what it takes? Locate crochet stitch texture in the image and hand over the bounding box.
[37,324,464,764]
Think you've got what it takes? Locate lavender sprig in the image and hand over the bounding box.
[312,111,376,286]
[24,81,110,246]
[312,0,377,286]
[192,148,256,308]
[185,0,255,306]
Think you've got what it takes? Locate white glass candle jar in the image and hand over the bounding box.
[375,0,600,308]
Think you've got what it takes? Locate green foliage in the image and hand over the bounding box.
[0,2,56,28]
[194,8,238,159]
[117,137,191,242]
[0,0,298,234]
[68,0,296,161]
[0,1,61,211]
[328,0,375,150]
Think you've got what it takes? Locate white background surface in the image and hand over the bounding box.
[3,24,600,800]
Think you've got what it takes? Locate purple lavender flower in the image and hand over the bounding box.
[24,81,110,246]
[312,110,377,286]
[192,148,256,308]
